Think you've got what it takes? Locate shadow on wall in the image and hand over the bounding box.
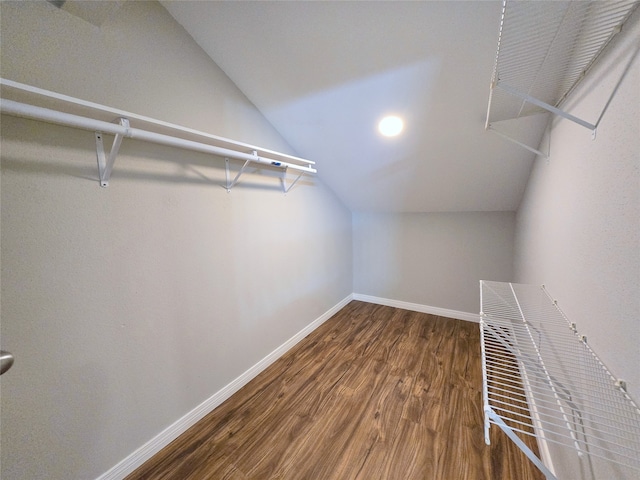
[558,39,640,123]
[0,116,315,193]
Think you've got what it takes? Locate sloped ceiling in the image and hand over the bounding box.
[162,1,547,212]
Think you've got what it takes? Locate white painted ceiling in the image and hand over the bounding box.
[162,1,548,213]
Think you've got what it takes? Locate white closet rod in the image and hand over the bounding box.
[0,78,314,168]
[0,99,316,175]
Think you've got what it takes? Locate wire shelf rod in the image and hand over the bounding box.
[484,343,606,374]
[484,343,632,385]
[489,394,640,443]
[484,354,630,401]
[490,362,626,392]
[487,375,634,416]
[484,336,633,398]
[488,384,634,422]
[486,393,633,433]
[485,368,631,407]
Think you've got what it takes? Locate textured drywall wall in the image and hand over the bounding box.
[515,4,640,407]
[353,211,515,314]
[0,2,352,479]
[514,7,639,480]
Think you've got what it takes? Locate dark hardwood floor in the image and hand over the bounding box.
[127,301,544,480]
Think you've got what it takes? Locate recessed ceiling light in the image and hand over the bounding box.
[378,115,404,137]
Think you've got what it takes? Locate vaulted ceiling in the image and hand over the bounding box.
[162,1,548,213]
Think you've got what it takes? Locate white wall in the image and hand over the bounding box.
[514,8,639,480]
[353,212,515,315]
[0,2,352,479]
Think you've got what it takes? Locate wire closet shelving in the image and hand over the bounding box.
[485,0,639,157]
[479,281,640,480]
[0,79,316,192]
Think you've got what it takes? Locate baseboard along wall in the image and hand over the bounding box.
[352,293,480,323]
[96,294,353,480]
[96,293,478,479]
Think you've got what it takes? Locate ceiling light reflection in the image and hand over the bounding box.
[378,116,403,137]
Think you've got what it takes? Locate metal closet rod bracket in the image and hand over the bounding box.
[225,153,304,194]
[95,117,130,187]
[225,155,252,192]
[281,168,304,194]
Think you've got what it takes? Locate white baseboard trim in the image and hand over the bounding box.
[96,293,353,480]
[352,293,479,323]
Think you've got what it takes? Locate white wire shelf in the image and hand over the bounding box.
[480,281,640,480]
[485,0,639,156]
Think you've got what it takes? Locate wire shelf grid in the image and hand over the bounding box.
[486,0,639,124]
[480,281,640,478]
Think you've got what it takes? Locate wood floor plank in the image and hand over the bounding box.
[126,301,544,480]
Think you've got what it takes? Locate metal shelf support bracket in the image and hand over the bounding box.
[225,151,305,194]
[281,168,304,194]
[225,153,255,192]
[487,123,549,158]
[488,410,557,480]
[95,117,129,187]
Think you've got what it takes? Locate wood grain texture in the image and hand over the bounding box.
[127,301,544,480]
